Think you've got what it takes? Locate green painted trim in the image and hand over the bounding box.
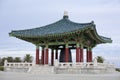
[41,46,44,50]
[36,45,39,49]
[39,41,76,46]
[89,47,92,51]
[65,43,69,48]
[80,44,83,49]
[76,42,79,48]
[87,47,90,51]
[45,44,48,49]
[87,47,92,51]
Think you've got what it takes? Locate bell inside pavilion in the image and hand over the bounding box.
[9,12,112,67]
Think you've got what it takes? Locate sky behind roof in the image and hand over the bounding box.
[0,0,120,67]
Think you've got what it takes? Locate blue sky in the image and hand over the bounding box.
[0,0,120,67]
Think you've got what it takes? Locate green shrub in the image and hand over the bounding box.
[0,66,4,71]
[116,68,120,72]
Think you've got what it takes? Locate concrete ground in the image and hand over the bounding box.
[0,71,120,80]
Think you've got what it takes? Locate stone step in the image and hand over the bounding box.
[29,65,54,74]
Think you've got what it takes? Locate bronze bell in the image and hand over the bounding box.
[59,48,72,62]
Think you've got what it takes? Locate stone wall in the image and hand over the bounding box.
[54,67,116,74]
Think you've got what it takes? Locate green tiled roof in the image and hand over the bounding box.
[9,15,112,44]
[10,16,93,37]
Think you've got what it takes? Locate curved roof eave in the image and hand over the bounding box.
[89,25,112,43]
[9,23,112,44]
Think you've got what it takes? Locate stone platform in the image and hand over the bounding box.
[3,61,120,80]
[0,71,120,80]
[4,60,117,74]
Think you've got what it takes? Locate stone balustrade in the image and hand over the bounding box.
[54,60,114,69]
[54,61,116,74]
[4,60,35,72]
[4,59,116,74]
[4,60,35,68]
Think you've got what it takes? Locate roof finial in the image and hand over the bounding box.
[91,20,94,24]
[64,11,68,16]
[63,11,69,19]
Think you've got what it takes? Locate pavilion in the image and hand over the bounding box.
[9,12,112,66]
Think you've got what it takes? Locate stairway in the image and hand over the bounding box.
[29,65,55,74]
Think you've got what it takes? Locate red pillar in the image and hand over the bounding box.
[45,45,49,64]
[86,48,92,62]
[80,48,83,62]
[89,50,92,62]
[36,45,39,64]
[65,44,69,62]
[51,49,54,66]
[45,48,49,64]
[86,49,89,62]
[76,43,80,62]
[55,49,58,59]
[41,47,44,65]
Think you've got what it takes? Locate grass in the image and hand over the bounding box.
[0,66,4,71]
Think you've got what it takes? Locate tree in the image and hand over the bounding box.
[0,57,1,64]
[97,56,104,63]
[14,57,22,62]
[23,54,33,62]
[0,57,6,66]
[0,57,2,66]
[7,57,14,62]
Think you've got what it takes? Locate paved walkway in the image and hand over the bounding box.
[0,71,120,80]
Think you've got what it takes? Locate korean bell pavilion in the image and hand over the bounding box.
[8,12,115,74]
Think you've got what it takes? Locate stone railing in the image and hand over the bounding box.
[54,60,116,74]
[55,62,94,68]
[4,60,35,72]
[54,60,114,69]
[4,60,35,68]
[97,63,114,68]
